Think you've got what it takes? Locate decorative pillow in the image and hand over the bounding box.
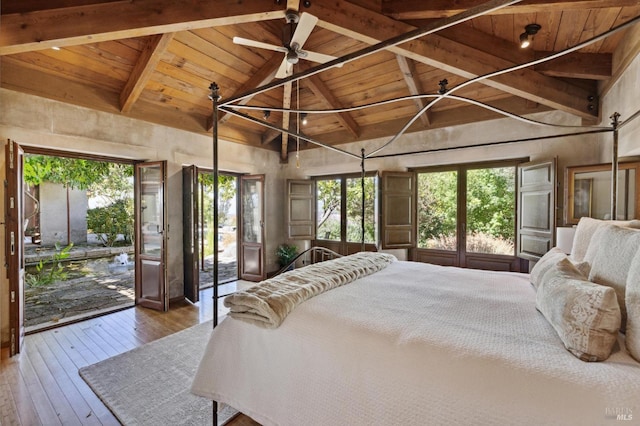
[584,224,640,332]
[530,247,567,289]
[625,249,640,362]
[536,258,621,361]
[530,247,589,290]
[571,217,640,263]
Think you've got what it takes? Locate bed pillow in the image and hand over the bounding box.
[536,257,621,361]
[584,224,640,332]
[570,217,640,263]
[530,247,567,289]
[530,247,589,290]
[625,249,640,362]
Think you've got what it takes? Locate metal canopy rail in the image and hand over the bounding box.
[207,0,637,323]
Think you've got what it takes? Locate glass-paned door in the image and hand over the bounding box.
[415,162,522,271]
[135,161,167,311]
[466,167,516,255]
[346,176,377,244]
[417,170,458,251]
[5,140,25,356]
[316,178,341,241]
[239,175,264,281]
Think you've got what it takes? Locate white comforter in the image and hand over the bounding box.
[191,260,640,426]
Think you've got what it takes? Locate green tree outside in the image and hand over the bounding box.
[198,173,237,257]
[316,176,376,244]
[417,167,515,254]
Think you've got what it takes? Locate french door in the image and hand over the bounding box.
[183,165,199,303]
[414,161,525,271]
[135,161,168,311]
[5,140,25,356]
[239,175,265,281]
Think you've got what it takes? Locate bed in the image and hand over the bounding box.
[191,218,640,425]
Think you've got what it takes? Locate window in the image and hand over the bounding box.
[417,170,458,250]
[315,174,378,245]
[415,161,520,270]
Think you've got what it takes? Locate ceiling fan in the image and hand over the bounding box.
[233,10,341,78]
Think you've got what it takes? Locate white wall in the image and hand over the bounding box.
[600,52,640,157]
[39,182,88,245]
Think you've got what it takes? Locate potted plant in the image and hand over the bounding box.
[276,243,299,271]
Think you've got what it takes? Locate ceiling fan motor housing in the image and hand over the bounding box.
[286,49,300,64]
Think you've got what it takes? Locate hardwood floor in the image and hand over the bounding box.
[0,285,259,425]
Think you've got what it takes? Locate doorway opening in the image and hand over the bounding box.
[197,171,238,288]
[22,151,135,332]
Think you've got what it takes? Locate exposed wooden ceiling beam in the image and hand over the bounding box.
[0,0,284,55]
[1,0,119,15]
[0,57,261,145]
[395,55,431,127]
[535,51,612,80]
[299,63,361,138]
[120,33,174,113]
[313,0,598,120]
[206,54,282,131]
[381,0,640,19]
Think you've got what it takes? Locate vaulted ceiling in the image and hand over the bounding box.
[2,0,639,162]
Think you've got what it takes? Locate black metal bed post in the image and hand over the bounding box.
[209,82,221,328]
[610,112,620,220]
[360,148,366,252]
[209,82,220,426]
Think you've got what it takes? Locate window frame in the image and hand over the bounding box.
[412,158,527,271]
[312,171,379,253]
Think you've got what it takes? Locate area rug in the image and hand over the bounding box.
[79,321,238,425]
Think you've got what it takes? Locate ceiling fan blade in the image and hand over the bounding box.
[233,37,287,54]
[275,58,293,79]
[301,50,344,67]
[290,12,318,48]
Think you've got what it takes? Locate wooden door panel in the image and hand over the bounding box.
[5,139,25,356]
[287,180,315,240]
[138,259,162,307]
[380,171,416,249]
[241,244,263,280]
[517,159,556,261]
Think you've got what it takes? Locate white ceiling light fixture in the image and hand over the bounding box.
[233,10,342,78]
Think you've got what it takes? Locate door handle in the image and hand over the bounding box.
[10,231,15,255]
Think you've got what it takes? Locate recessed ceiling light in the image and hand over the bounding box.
[52,46,61,51]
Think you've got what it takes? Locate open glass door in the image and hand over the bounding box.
[135,161,168,311]
[5,140,25,356]
[183,165,199,303]
[240,175,265,281]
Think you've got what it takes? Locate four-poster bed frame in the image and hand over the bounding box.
[204,0,640,422]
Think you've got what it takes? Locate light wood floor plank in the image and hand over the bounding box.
[0,285,259,425]
[39,330,116,424]
[29,332,99,425]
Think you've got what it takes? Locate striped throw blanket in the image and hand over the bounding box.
[224,252,396,328]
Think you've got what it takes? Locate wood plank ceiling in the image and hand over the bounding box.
[1,0,639,162]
